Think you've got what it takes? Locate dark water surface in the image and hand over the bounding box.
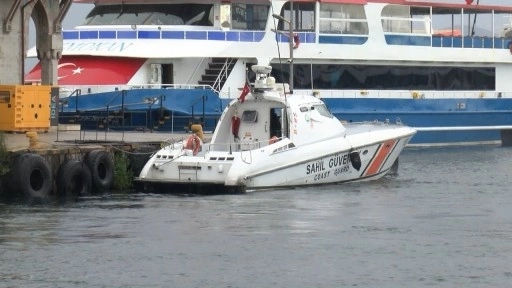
[1,146,512,288]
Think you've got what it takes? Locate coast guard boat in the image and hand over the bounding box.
[25,0,512,146]
[136,65,416,192]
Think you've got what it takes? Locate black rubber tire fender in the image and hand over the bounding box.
[85,150,114,192]
[57,159,92,199]
[10,153,53,202]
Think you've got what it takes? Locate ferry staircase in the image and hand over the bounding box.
[198,58,236,92]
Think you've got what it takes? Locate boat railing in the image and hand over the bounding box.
[205,137,285,154]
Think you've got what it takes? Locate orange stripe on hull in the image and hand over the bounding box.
[364,139,397,177]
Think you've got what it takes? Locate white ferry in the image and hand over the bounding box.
[25,0,512,146]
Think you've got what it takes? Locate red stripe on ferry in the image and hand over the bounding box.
[364,139,397,177]
[25,56,146,85]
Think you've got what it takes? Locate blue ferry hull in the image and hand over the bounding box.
[60,88,224,132]
[323,98,512,145]
[59,90,512,145]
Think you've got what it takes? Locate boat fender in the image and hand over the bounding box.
[185,134,202,156]
[349,151,362,171]
[57,159,92,199]
[293,33,300,49]
[85,150,114,192]
[9,153,53,203]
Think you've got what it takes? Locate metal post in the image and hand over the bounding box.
[202,95,205,128]
[289,0,294,93]
[105,105,109,141]
[122,90,125,141]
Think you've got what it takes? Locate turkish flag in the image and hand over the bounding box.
[238,82,250,103]
[25,56,145,85]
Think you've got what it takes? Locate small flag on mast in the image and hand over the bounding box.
[238,82,250,103]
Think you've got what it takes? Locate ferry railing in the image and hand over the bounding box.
[58,112,220,141]
[188,57,208,85]
[309,89,512,99]
[58,83,216,96]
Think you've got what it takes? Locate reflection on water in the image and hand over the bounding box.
[1,146,512,287]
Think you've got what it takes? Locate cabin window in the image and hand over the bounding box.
[278,2,315,31]
[231,3,269,30]
[319,4,368,35]
[311,104,333,118]
[381,5,431,35]
[83,4,214,26]
[242,110,258,123]
[270,108,282,138]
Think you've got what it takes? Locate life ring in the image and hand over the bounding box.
[293,33,300,49]
[185,134,202,156]
[85,150,114,192]
[9,153,53,203]
[57,159,92,200]
[269,136,279,144]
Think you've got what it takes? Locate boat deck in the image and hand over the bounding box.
[343,121,409,136]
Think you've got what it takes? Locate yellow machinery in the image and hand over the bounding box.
[0,85,51,132]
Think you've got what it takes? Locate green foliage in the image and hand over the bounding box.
[112,151,133,191]
[0,132,11,175]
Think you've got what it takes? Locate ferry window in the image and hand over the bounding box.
[381,5,431,34]
[242,110,258,123]
[278,2,315,31]
[270,64,495,91]
[231,3,269,30]
[312,104,333,118]
[319,4,368,35]
[83,4,214,26]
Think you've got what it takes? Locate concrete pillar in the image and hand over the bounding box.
[30,0,67,85]
[37,34,63,85]
[0,0,24,84]
[0,0,70,85]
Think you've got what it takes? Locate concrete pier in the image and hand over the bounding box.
[0,129,202,202]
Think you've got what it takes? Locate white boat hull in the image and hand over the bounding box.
[137,125,415,193]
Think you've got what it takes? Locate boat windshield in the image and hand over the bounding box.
[312,104,333,118]
[82,4,214,26]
